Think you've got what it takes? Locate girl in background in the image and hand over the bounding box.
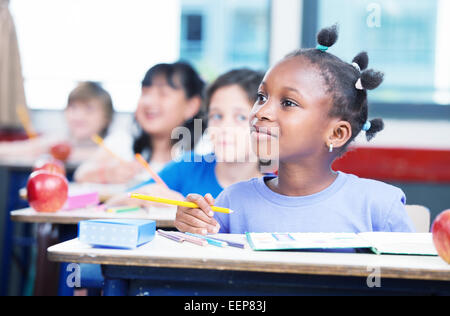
[64,81,114,161]
[0,81,114,163]
[107,68,265,207]
[74,62,205,185]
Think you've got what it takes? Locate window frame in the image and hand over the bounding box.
[301,0,450,120]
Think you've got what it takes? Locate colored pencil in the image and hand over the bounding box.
[16,105,38,139]
[135,153,169,189]
[171,232,208,246]
[106,206,141,214]
[185,232,227,247]
[129,193,233,214]
[157,230,184,243]
[91,134,127,164]
[203,236,246,249]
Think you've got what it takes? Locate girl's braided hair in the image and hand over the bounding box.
[286,24,385,150]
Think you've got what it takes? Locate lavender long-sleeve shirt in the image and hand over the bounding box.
[214,172,415,234]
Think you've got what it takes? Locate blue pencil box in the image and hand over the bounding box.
[78,219,156,249]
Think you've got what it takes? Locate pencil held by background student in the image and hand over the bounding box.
[16,104,38,139]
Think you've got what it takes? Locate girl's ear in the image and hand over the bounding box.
[326,120,352,150]
[183,96,202,121]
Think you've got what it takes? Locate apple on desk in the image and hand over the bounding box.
[50,142,72,162]
[27,170,69,213]
[432,209,450,264]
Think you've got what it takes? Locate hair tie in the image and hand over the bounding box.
[355,78,364,90]
[316,44,328,52]
[352,62,361,72]
[362,121,371,131]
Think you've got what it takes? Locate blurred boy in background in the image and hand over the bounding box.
[0,81,114,163]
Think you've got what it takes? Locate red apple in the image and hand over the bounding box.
[33,156,66,176]
[50,142,72,161]
[431,209,450,264]
[27,171,69,213]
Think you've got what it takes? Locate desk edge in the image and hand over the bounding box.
[47,249,450,282]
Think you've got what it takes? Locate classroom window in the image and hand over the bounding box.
[12,0,271,112]
[185,14,203,41]
[179,0,271,81]
[10,0,181,112]
[180,13,204,60]
[315,0,450,106]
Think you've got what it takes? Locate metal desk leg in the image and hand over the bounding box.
[33,223,60,296]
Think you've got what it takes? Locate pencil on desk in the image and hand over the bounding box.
[157,230,184,243]
[106,206,141,214]
[204,236,246,249]
[185,232,227,247]
[172,231,208,246]
[129,193,233,214]
[91,134,127,164]
[135,153,168,189]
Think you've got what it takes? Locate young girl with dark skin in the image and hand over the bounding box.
[174,25,415,235]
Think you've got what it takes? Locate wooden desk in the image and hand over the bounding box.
[11,205,175,296]
[19,183,128,203]
[11,206,176,227]
[48,236,450,296]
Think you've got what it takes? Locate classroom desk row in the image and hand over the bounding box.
[4,156,450,296]
[47,234,450,296]
[0,158,81,296]
[10,205,176,295]
[11,206,176,227]
[18,183,129,204]
[1,152,181,295]
[9,201,450,296]
[0,155,172,295]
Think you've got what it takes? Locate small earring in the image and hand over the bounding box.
[329,143,333,153]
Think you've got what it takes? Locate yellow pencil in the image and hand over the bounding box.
[135,153,169,189]
[16,105,38,139]
[91,134,127,164]
[129,193,233,214]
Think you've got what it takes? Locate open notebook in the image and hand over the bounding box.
[246,232,438,256]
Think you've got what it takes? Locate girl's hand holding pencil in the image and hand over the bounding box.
[173,193,221,236]
[129,192,231,235]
